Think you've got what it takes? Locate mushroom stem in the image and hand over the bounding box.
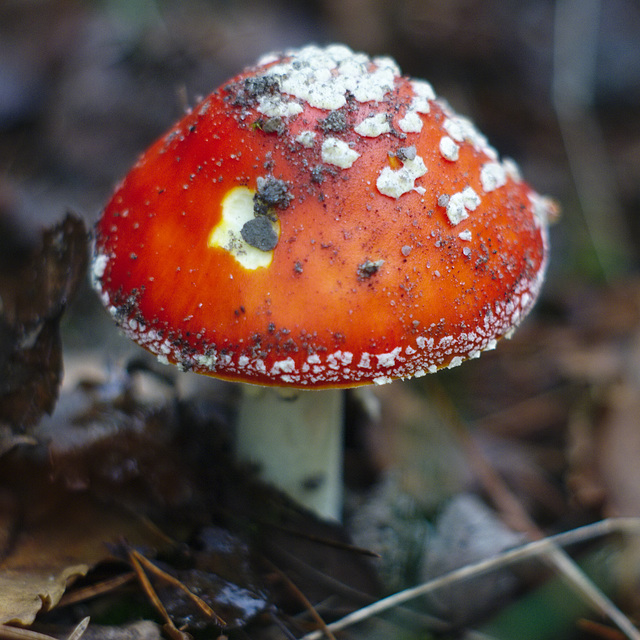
[235,386,344,520]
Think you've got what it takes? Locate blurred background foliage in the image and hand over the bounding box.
[1,0,638,282]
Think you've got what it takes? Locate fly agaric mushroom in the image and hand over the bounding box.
[92,44,554,520]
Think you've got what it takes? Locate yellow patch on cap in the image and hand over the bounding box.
[208,186,280,269]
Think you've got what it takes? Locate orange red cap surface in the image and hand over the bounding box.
[92,45,552,388]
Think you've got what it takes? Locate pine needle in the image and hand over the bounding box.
[300,518,640,640]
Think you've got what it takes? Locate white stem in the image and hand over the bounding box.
[235,386,344,520]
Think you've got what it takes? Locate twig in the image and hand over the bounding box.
[299,518,640,640]
[432,383,640,640]
[0,618,89,640]
[261,521,380,558]
[0,626,59,640]
[266,540,377,607]
[58,572,136,607]
[126,549,191,640]
[66,618,90,640]
[266,538,449,633]
[126,549,174,629]
[129,549,226,627]
[263,558,337,640]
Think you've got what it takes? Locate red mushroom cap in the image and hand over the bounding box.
[92,44,553,389]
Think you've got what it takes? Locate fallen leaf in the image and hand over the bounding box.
[0,446,170,625]
[0,210,88,430]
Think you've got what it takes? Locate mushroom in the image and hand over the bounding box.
[91,44,554,520]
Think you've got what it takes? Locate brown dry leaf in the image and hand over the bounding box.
[0,208,88,430]
[0,446,170,625]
